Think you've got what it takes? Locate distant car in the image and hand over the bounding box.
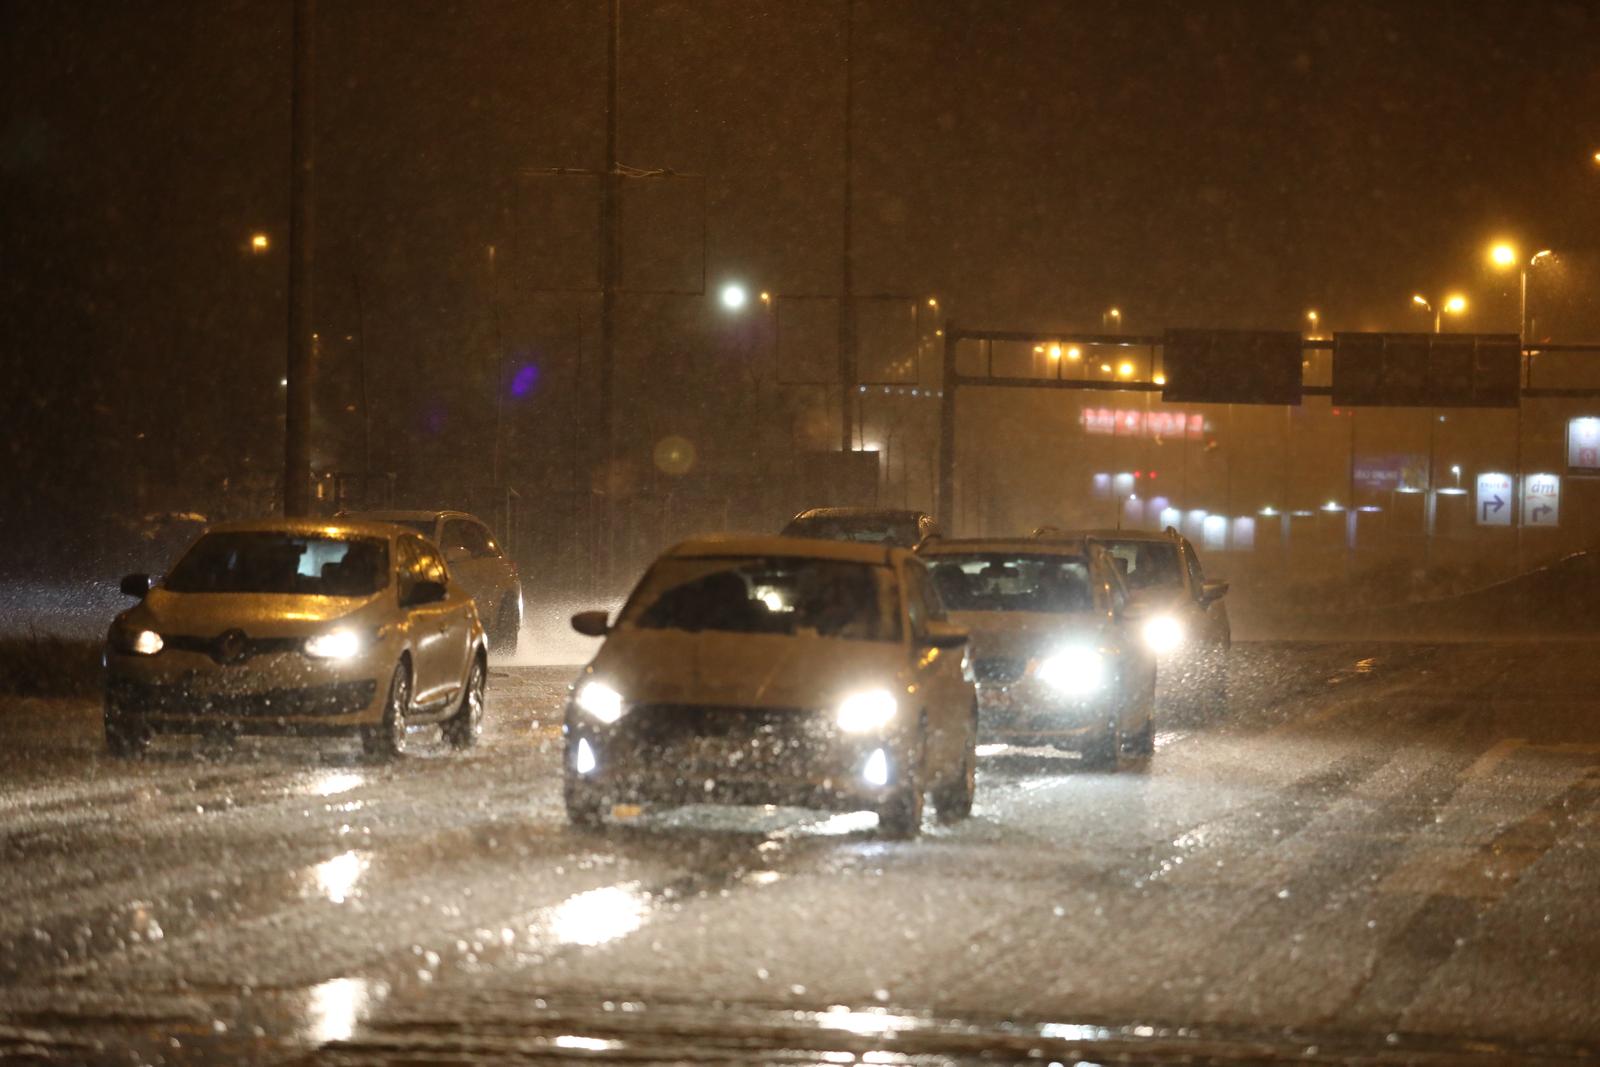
[561,536,976,837]
[344,510,521,654]
[781,507,941,548]
[1063,527,1230,707]
[104,519,489,760]
[920,537,1155,766]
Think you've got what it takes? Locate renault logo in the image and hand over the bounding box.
[212,629,248,665]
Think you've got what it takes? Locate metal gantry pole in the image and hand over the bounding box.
[283,0,315,517]
[595,0,621,591]
[937,322,957,531]
[837,0,856,452]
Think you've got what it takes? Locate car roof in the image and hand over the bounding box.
[342,509,475,524]
[789,507,931,521]
[201,517,417,539]
[920,537,1088,558]
[1066,528,1184,544]
[664,535,906,566]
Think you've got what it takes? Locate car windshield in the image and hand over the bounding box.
[164,533,388,596]
[783,515,921,546]
[926,553,1093,613]
[1094,540,1185,592]
[620,556,900,641]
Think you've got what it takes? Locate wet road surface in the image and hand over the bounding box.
[2,641,1598,1064]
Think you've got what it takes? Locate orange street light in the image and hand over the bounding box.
[250,233,270,253]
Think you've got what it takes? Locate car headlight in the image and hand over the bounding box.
[304,629,362,660]
[119,629,163,656]
[836,688,898,733]
[575,680,626,724]
[1035,646,1106,695]
[1141,614,1185,654]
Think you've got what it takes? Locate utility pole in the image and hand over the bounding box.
[283,0,315,516]
[595,0,621,588]
[837,0,856,451]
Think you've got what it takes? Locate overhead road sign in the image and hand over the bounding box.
[1159,328,1303,406]
[1331,332,1520,408]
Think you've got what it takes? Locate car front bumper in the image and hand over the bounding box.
[104,647,390,734]
[975,682,1116,745]
[563,704,913,810]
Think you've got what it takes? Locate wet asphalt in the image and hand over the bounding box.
[1,641,1598,1065]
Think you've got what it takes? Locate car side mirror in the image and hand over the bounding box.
[120,573,153,598]
[1200,579,1230,604]
[571,610,610,637]
[921,621,968,650]
[403,579,447,607]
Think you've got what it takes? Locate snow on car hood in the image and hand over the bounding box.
[588,628,906,710]
[949,610,1106,661]
[129,587,384,637]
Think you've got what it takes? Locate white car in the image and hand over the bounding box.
[562,536,977,837]
[920,537,1156,766]
[104,519,489,759]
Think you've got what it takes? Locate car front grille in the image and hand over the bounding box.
[973,657,1027,686]
[617,704,834,772]
[109,678,378,718]
[162,634,303,665]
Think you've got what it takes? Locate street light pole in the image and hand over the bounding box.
[283,0,315,517]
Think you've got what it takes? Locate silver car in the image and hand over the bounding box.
[920,538,1156,767]
[104,519,489,759]
[346,510,522,654]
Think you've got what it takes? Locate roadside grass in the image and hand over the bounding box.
[0,632,103,699]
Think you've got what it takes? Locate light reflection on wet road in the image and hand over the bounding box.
[1,641,1598,1064]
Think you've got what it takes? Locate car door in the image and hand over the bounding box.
[903,561,968,768]
[438,519,488,617]
[1181,540,1229,646]
[414,536,474,707]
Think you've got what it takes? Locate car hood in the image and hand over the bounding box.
[587,628,906,710]
[1127,586,1191,612]
[949,611,1106,661]
[126,588,385,637]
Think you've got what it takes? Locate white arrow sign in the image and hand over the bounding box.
[1522,473,1560,527]
[1476,472,1512,527]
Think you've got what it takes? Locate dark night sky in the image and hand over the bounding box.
[5,0,1600,544]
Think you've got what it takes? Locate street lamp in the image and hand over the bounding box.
[250,232,270,253]
[1413,293,1466,333]
[719,283,748,311]
[1103,306,1122,332]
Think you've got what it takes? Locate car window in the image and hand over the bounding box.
[163,533,388,597]
[903,564,931,635]
[619,556,901,641]
[439,520,472,558]
[462,521,498,559]
[415,538,449,585]
[1182,543,1205,596]
[924,553,1092,613]
[1096,539,1185,592]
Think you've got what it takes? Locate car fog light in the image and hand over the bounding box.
[575,681,626,724]
[130,630,164,656]
[862,747,889,786]
[1036,646,1106,695]
[304,629,362,660]
[836,688,897,733]
[575,738,597,775]
[1142,614,1185,654]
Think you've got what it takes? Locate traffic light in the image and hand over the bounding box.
[1159,328,1304,405]
[1331,333,1520,408]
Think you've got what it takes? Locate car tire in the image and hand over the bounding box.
[1081,720,1121,770]
[933,704,978,823]
[104,708,150,759]
[443,656,486,750]
[362,662,410,761]
[492,599,520,657]
[564,778,607,830]
[878,726,927,839]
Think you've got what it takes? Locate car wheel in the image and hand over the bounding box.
[443,656,486,750]
[564,777,607,830]
[1081,719,1121,770]
[104,708,150,759]
[933,704,978,823]
[492,599,520,656]
[362,662,410,761]
[878,725,927,839]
